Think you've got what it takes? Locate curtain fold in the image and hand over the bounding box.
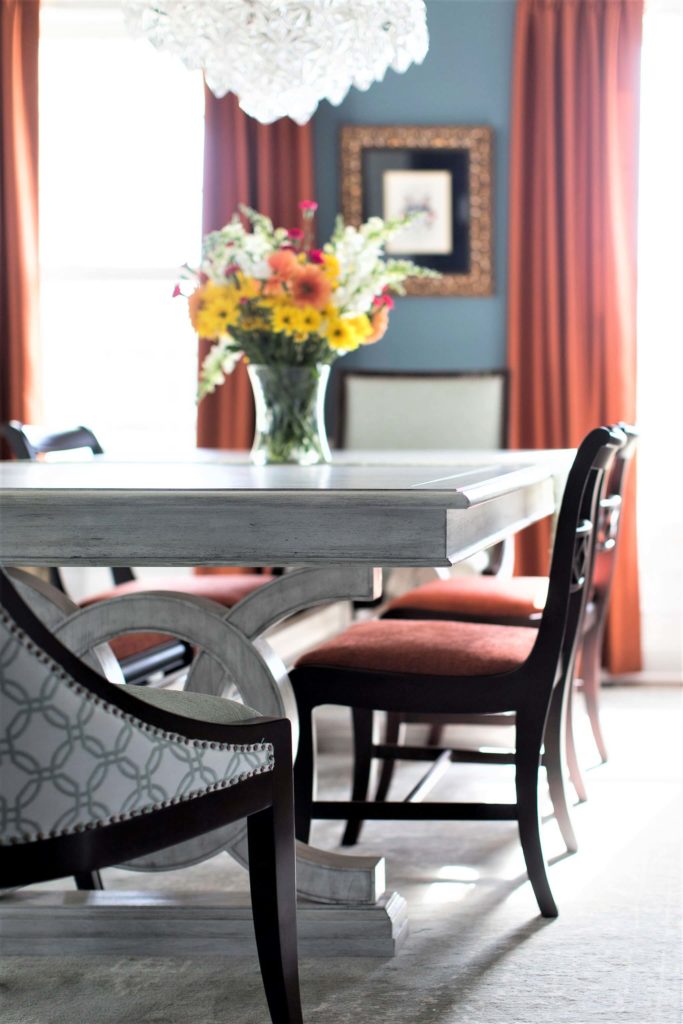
[0,0,41,453]
[507,0,643,673]
[197,90,315,451]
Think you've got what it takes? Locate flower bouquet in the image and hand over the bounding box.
[180,201,437,464]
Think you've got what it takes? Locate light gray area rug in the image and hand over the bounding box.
[2,686,681,1024]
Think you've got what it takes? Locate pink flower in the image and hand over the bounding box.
[307,248,324,264]
[172,284,182,298]
[298,200,318,213]
[287,228,304,240]
[224,263,240,277]
[373,292,395,310]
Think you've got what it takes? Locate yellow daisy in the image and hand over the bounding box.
[326,317,358,351]
[234,272,260,299]
[344,315,373,341]
[272,304,302,335]
[322,253,340,286]
[297,306,323,334]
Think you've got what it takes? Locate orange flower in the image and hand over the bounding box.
[268,249,299,279]
[290,265,332,311]
[188,283,207,329]
[263,277,285,297]
[363,306,389,345]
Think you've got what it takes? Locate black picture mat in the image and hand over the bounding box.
[361,148,470,274]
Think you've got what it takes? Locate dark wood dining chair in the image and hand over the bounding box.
[289,426,625,918]
[0,570,303,1024]
[1,421,269,683]
[380,423,638,780]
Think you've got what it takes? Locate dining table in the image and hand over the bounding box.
[0,447,571,956]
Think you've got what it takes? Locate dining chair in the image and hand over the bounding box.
[1,421,269,683]
[0,570,303,1024]
[333,368,509,451]
[289,425,625,918]
[380,424,638,778]
[334,368,513,592]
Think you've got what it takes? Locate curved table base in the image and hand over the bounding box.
[8,567,385,905]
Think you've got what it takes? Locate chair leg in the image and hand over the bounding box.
[515,713,558,918]
[581,625,609,762]
[247,797,303,1024]
[342,708,376,846]
[426,721,445,747]
[374,712,402,803]
[544,684,578,852]
[565,674,588,803]
[293,699,315,844]
[74,871,103,890]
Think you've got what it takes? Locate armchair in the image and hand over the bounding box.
[0,570,302,1023]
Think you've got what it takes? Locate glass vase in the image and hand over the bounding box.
[247,363,332,466]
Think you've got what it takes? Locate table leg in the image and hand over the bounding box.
[8,567,390,907]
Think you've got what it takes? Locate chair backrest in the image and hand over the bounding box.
[590,422,638,619]
[334,369,508,450]
[1,421,134,588]
[0,571,272,865]
[533,425,626,680]
[1,420,104,460]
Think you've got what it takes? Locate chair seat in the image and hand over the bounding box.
[296,618,537,677]
[81,574,269,662]
[386,575,549,620]
[81,573,269,608]
[106,630,183,661]
[127,685,261,724]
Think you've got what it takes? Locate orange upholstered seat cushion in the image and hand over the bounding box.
[81,575,268,663]
[296,619,537,677]
[386,575,549,620]
[108,631,181,661]
[80,573,268,609]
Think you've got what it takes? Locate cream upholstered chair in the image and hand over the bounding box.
[290,426,624,918]
[334,369,512,593]
[334,369,508,451]
[0,570,303,1024]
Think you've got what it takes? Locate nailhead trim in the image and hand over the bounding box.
[0,609,277,847]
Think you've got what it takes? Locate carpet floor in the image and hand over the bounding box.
[1,686,681,1024]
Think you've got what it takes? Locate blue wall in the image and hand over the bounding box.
[314,0,516,386]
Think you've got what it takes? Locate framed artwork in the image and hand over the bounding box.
[340,125,493,296]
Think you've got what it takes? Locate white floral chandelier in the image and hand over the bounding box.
[123,0,429,125]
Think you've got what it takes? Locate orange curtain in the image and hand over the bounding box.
[507,0,643,673]
[0,0,41,454]
[196,90,315,450]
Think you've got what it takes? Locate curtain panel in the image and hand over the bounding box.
[196,90,315,452]
[0,0,41,455]
[507,0,644,673]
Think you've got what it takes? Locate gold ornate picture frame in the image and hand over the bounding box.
[340,125,493,297]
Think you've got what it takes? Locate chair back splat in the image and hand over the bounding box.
[289,425,626,919]
[529,430,621,693]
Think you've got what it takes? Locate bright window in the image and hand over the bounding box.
[38,0,204,453]
[637,1,683,676]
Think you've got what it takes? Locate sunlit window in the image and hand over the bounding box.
[39,0,204,453]
[637,1,683,675]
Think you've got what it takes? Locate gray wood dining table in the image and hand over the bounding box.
[0,449,570,956]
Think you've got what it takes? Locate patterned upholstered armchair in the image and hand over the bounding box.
[0,571,303,1024]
